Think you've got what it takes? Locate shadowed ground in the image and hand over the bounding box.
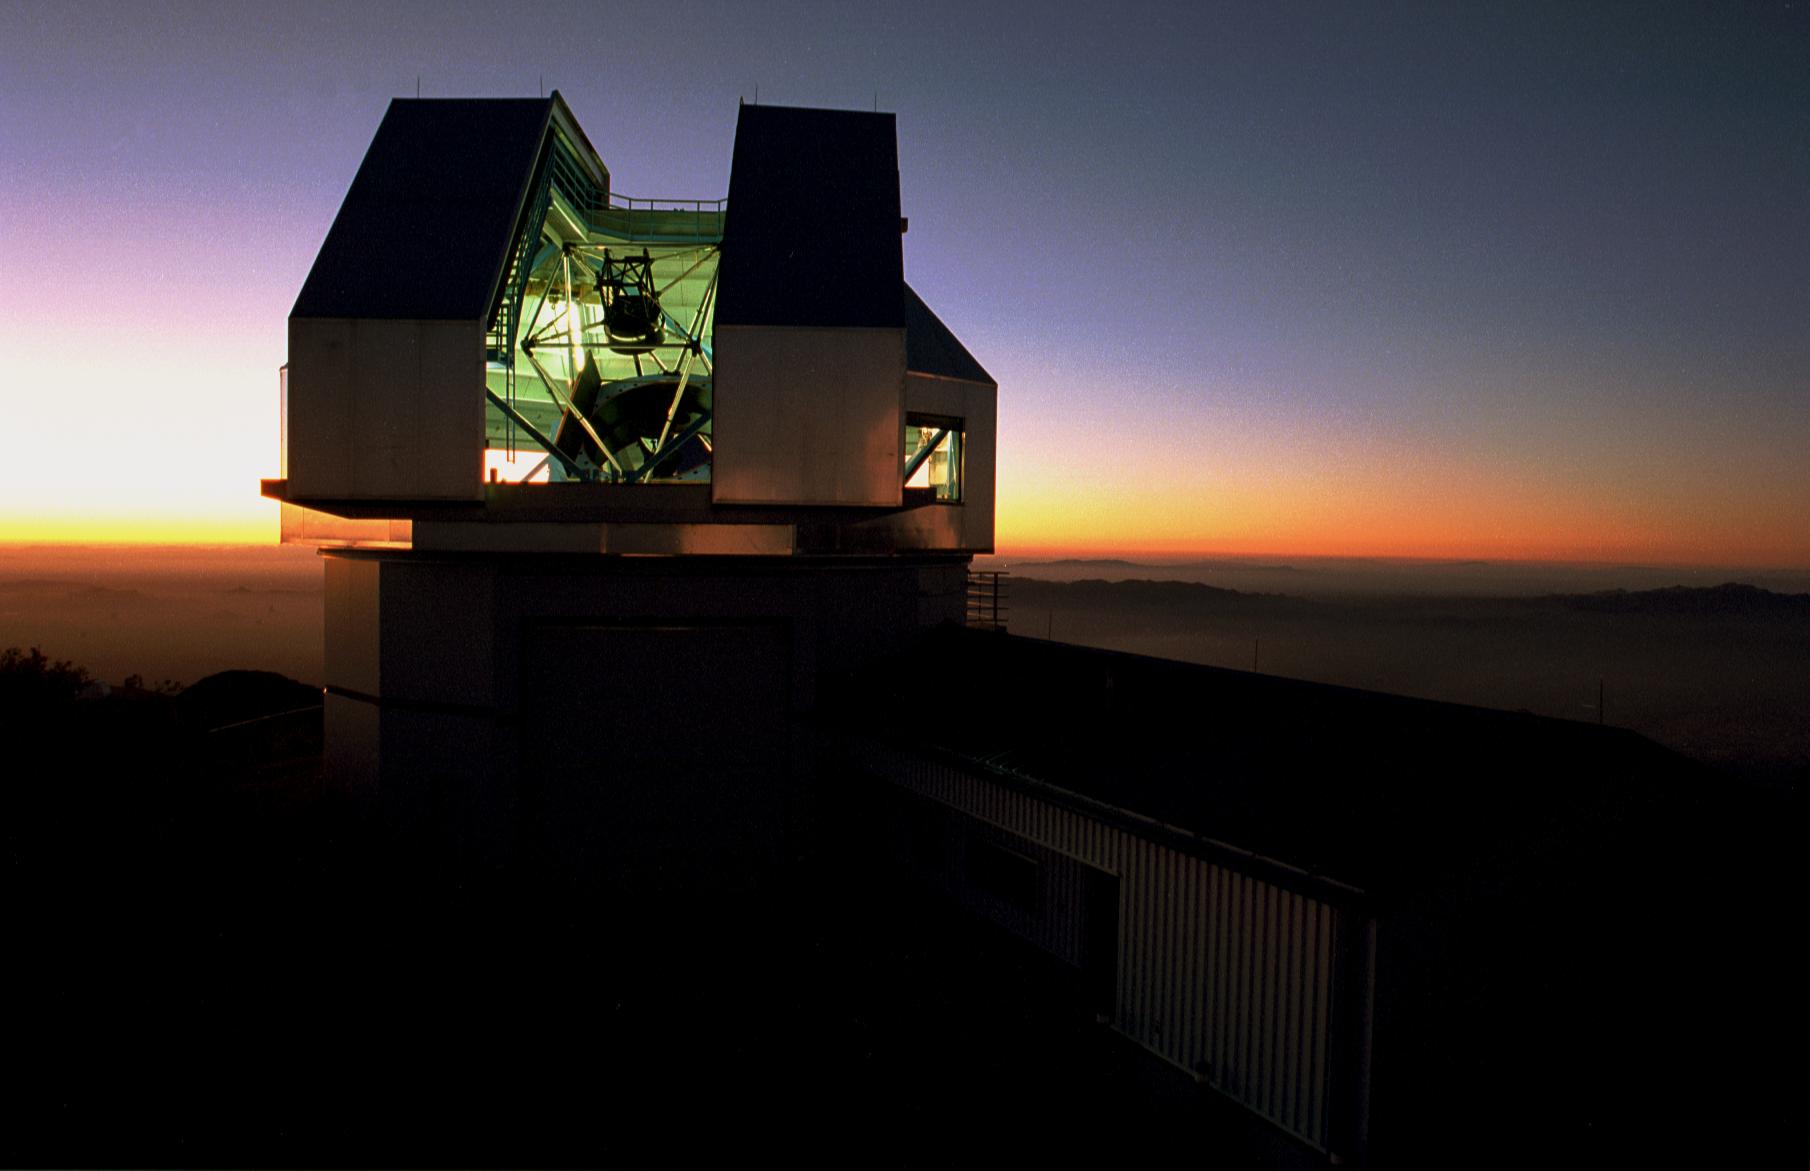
[5,685,1275,1167]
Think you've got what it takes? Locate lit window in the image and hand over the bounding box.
[483,447,552,484]
[904,414,963,502]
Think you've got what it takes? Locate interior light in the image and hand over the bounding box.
[566,298,583,383]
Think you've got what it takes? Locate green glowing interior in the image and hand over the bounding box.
[484,131,724,485]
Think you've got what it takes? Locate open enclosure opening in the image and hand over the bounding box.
[483,129,724,488]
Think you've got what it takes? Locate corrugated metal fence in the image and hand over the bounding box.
[845,738,1365,1152]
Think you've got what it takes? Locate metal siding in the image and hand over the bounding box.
[1217,872,1233,1088]
[1132,838,1149,1042]
[1301,901,1319,1138]
[1153,841,1169,1048]
[710,325,905,507]
[1171,856,1188,1061]
[287,317,485,502]
[1285,890,1304,1131]
[1182,856,1201,1072]
[1257,880,1274,1114]
[1261,879,1274,1103]
[1268,884,1285,1115]
[1208,863,1225,1079]
[1239,873,1255,1101]
[1254,877,1268,1103]
[1310,905,1333,1140]
[850,741,1348,1150]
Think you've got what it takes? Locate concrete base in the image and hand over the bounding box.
[321,549,970,892]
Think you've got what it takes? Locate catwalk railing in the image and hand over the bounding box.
[966,570,1009,631]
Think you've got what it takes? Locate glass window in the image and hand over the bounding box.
[904,414,963,502]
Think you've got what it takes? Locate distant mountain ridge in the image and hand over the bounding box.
[995,558,1810,600]
[1551,582,1810,616]
[1014,577,1295,610]
[1014,577,1810,619]
[0,580,145,597]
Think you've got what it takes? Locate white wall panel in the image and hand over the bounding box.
[288,317,485,502]
[848,738,1353,1151]
[712,325,905,506]
[287,318,355,497]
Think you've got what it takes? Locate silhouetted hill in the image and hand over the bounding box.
[1550,582,1810,617]
[1,654,324,805]
[176,669,321,732]
[0,579,147,599]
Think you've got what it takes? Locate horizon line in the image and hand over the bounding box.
[3,536,1807,575]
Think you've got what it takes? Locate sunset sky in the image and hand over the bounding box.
[2,1,1805,565]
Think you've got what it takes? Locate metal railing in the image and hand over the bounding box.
[966,570,1009,632]
[590,193,726,243]
[608,193,726,213]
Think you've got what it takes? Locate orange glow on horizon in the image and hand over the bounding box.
[0,510,277,546]
[4,498,1804,568]
[994,474,1810,569]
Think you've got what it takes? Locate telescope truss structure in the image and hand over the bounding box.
[485,184,723,486]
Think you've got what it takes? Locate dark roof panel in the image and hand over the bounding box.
[716,104,904,329]
[292,98,553,321]
[834,628,1722,895]
[904,283,993,384]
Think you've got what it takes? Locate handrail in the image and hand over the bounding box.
[607,193,727,214]
[966,570,1009,632]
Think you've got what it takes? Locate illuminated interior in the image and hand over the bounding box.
[483,128,722,487]
[904,415,962,501]
[482,448,552,484]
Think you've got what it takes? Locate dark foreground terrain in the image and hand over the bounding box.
[4,646,1805,1166]
[4,548,1807,1165]
[3,667,1246,1167]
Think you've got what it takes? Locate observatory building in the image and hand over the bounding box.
[267,95,995,881]
[268,95,1791,1168]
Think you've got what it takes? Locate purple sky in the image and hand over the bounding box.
[2,1,1805,562]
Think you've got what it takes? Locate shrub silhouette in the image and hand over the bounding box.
[0,645,91,708]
